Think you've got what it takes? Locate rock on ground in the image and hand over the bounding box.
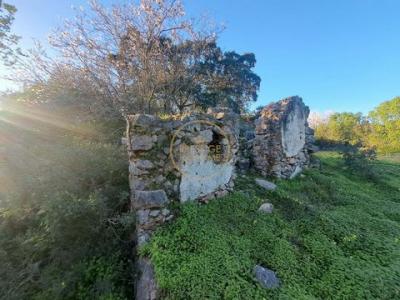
[258,202,274,213]
[255,179,277,191]
[253,265,280,289]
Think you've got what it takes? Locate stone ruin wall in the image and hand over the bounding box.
[253,96,316,178]
[127,109,239,247]
[126,96,316,300]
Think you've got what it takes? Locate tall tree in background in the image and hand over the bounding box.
[198,50,260,113]
[312,97,400,153]
[158,40,261,113]
[368,97,400,153]
[314,112,369,146]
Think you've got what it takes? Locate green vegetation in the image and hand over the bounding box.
[368,97,400,153]
[314,97,400,154]
[0,107,134,299]
[314,112,368,146]
[0,1,21,65]
[143,152,400,299]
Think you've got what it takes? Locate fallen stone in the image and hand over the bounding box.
[258,203,274,213]
[255,179,277,191]
[134,190,168,209]
[253,265,280,289]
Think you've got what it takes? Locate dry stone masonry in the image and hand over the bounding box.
[253,96,316,178]
[126,96,315,299]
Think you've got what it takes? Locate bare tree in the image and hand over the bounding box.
[10,0,260,119]
[41,0,216,117]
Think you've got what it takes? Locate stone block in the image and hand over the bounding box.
[255,179,277,191]
[136,258,158,300]
[131,135,154,151]
[258,202,274,213]
[253,265,280,289]
[134,190,169,209]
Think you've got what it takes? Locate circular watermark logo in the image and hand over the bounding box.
[169,119,234,178]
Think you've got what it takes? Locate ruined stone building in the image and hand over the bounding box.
[125,96,316,299]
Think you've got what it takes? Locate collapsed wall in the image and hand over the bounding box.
[127,111,239,300]
[127,111,239,243]
[252,96,315,178]
[126,96,316,299]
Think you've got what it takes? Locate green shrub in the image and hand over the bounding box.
[0,110,134,299]
[341,144,378,180]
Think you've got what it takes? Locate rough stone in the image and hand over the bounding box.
[149,210,160,217]
[289,165,303,179]
[129,178,148,191]
[134,190,168,209]
[129,163,149,176]
[136,258,158,300]
[189,129,213,144]
[252,96,314,178]
[131,135,154,151]
[213,112,224,119]
[258,202,274,213]
[137,230,150,246]
[253,265,281,289]
[237,158,250,171]
[179,144,235,202]
[255,179,277,191]
[154,175,165,184]
[161,208,170,216]
[130,114,156,127]
[135,159,155,170]
[136,209,150,225]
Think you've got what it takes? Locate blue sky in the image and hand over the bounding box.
[1,0,400,113]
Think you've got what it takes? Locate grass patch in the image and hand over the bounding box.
[145,152,400,299]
